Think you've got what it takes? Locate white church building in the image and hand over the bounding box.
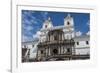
[22,14,90,62]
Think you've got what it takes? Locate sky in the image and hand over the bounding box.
[22,10,90,42]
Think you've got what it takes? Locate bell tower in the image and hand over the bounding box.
[63,14,74,39]
[40,17,53,42]
[64,14,74,27]
[42,17,53,29]
[64,14,74,26]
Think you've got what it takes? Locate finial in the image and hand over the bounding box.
[64,14,71,20]
[48,17,51,21]
[67,14,71,17]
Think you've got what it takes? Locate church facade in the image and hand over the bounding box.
[36,14,90,61]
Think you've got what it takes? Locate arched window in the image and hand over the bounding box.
[86,41,89,45]
[67,21,70,25]
[45,25,47,28]
[41,50,43,54]
[77,42,79,45]
[54,35,57,40]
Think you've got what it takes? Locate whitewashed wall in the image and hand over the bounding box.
[74,36,90,55]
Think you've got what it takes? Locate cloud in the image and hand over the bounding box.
[41,12,48,20]
[22,35,33,42]
[22,10,42,26]
[22,16,38,25]
[75,31,82,36]
[22,23,33,37]
[22,10,42,42]
[23,25,33,31]
[86,31,90,35]
[22,10,35,19]
[87,20,90,26]
[33,34,38,39]
[22,31,40,42]
[26,26,33,31]
[33,31,41,39]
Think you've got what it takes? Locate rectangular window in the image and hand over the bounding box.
[54,35,58,40]
[32,45,34,47]
[77,42,79,45]
[67,48,70,52]
[41,50,43,54]
[86,41,89,45]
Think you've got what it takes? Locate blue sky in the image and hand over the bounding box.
[22,10,90,42]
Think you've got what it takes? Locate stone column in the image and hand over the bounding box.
[48,47,51,56]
